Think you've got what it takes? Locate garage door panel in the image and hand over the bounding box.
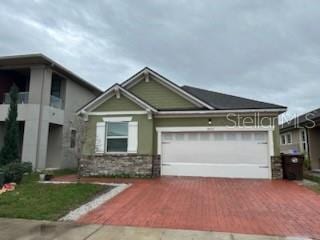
[161,131,270,179]
[162,141,268,164]
[162,163,269,179]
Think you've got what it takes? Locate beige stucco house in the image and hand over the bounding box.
[280,108,320,170]
[78,67,286,179]
[0,54,101,170]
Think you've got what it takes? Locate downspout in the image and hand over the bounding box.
[35,67,46,170]
[305,127,311,170]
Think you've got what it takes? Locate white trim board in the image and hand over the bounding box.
[103,117,132,122]
[87,111,147,116]
[157,108,286,115]
[156,126,274,133]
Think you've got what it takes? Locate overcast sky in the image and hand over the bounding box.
[1,0,320,119]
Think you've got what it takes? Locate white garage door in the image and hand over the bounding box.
[161,131,270,179]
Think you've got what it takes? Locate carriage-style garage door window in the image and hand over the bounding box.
[106,122,128,152]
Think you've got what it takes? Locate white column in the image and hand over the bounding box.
[29,66,52,105]
[21,119,40,168]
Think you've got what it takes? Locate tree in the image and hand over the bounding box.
[0,84,19,165]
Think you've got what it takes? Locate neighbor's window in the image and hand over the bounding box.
[106,122,128,152]
[300,129,307,152]
[286,133,292,144]
[70,129,76,148]
[281,133,292,145]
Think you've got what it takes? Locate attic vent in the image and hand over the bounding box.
[144,70,149,82]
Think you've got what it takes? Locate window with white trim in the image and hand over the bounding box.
[300,129,308,153]
[280,133,292,145]
[95,119,138,154]
[106,122,128,152]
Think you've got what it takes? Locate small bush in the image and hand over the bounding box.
[3,162,32,184]
[303,156,311,170]
[21,162,33,174]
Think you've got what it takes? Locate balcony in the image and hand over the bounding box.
[4,92,29,104]
[50,95,63,109]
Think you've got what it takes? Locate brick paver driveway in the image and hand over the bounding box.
[74,177,320,239]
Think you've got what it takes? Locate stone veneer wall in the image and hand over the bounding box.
[152,155,161,177]
[271,156,283,179]
[80,154,158,177]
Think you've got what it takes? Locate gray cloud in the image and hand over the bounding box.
[1,0,320,117]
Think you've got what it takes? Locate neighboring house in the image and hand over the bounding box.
[280,108,320,170]
[0,54,102,170]
[78,67,286,179]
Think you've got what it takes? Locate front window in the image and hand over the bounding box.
[281,135,286,145]
[106,122,128,152]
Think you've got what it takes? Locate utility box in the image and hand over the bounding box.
[281,154,304,180]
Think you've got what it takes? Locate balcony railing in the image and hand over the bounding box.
[4,92,29,104]
[50,95,63,109]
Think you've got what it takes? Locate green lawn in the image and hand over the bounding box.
[0,174,108,220]
[304,171,320,193]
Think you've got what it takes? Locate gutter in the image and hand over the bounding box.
[157,108,287,115]
[305,127,311,170]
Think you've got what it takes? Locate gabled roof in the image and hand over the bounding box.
[280,107,320,131]
[77,67,287,115]
[182,85,287,111]
[77,84,157,114]
[121,67,214,110]
[0,53,102,94]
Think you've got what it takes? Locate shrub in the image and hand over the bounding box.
[3,162,32,184]
[21,162,32,174]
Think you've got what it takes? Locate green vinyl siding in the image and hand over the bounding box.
[129,76,199,110]
[92,95,143,112]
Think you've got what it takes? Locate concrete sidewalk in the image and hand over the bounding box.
[0,218,310,240]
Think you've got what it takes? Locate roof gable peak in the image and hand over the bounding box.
[121,67,214,110]
[77,83,157,114]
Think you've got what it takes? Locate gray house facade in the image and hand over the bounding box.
[0,54,101,170]
[280,108,320,170]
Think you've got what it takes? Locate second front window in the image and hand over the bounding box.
[106,122,128,152]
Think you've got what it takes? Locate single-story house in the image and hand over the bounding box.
[280,108,320,170]
[78,67,287,179]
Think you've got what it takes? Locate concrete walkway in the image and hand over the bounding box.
[0,218,310,240]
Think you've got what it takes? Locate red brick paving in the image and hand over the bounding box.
[56,175,320,239]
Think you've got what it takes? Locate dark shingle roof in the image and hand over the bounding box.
[280,108,320,130]
[181,85,286,110]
